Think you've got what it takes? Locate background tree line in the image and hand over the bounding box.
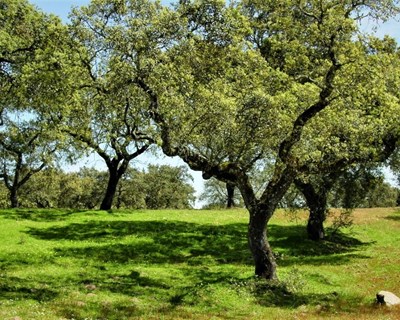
[200,169,400,210]
[0,164,195,210]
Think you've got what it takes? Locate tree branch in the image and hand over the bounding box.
[278,34,342,164]
[63,128,111,165]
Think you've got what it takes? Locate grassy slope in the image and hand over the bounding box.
[0,207,399,319]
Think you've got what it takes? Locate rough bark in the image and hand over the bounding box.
[100,160,128,210]
[10,188,19,208]
[294,179,328,241]
[100,168,121,210]
[238,170,294,280]
[307,205,326,241]
[248,205,277,279]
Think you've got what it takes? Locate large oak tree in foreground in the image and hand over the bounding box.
[148,0,400,279]
[70,0,400,280]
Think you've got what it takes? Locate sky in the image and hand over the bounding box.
[30,0,90,20]
[28,0,399,203]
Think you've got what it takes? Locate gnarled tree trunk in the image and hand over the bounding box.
[248,205,277,279]
[306,201,326,241]
[9,188,19,208]
[100,160,129,210]
[295,179,327,241]
[100,169,120,210]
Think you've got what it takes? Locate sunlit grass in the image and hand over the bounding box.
[0,207,399,319]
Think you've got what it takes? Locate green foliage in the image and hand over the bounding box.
[329,168,399,208]
[0,183,8,209]
[18,168,62,208]
[115,165,197,209]
[0,0,83,208]
[0,116,60,207]
[326,209,354,239]
[11,164,196,210]
[142,164,196,209]
[112,167,146,209]
[363,181,399,208]
[152,0,400,221]
[199,178,244,209]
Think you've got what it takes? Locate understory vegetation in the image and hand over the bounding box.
[0,208,399,319]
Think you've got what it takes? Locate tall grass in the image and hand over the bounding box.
[0,207,399,319]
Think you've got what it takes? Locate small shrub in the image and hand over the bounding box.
[327,209,354,238]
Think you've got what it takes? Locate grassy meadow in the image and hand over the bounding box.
[0,207,399,319]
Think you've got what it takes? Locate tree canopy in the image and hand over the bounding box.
[140,0,400,279]
[0,0,73,207]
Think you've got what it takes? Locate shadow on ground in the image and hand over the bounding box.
[0,276,58,302]
[26,220,371,267]
[0,209,87,222]
[385,211,400,222]
[168,273,359,310]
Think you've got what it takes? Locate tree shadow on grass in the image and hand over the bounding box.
[0,209,86,222]
[269,225,372,266]
[250,281,360,310]
[385,213,400,221]
[26,220,371,268]
[22,220,374,311]
[168,273,360,311]
[0,276,58,302]
[30,221,251,265]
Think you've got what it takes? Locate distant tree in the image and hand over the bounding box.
[0,183,8,209]
[389,148,400,185]
[75,167,108,209]
[329,167,383,209]
[397,191,400,207]
[114,167,147,209]
[17,164,196,210]
[359,178,398,208]
[19,168,62,208]
[56,172,85,209]
[143,165,196,209]
[200,178,243,209]
[0,118,59,208]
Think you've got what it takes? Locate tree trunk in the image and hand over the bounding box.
[100,159,131,210]
[294,179,327,241]
[248,205,277,280]
[10,188,19,208]
[237,171,293,280]
[100,167,120,210]
[307,203,326,241]
[226,182,235,208]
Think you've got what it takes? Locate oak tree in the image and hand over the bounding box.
[145,0,400,279]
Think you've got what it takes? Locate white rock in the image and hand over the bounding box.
[377,291,400,306]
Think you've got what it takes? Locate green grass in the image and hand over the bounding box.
[0,207,399,319]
